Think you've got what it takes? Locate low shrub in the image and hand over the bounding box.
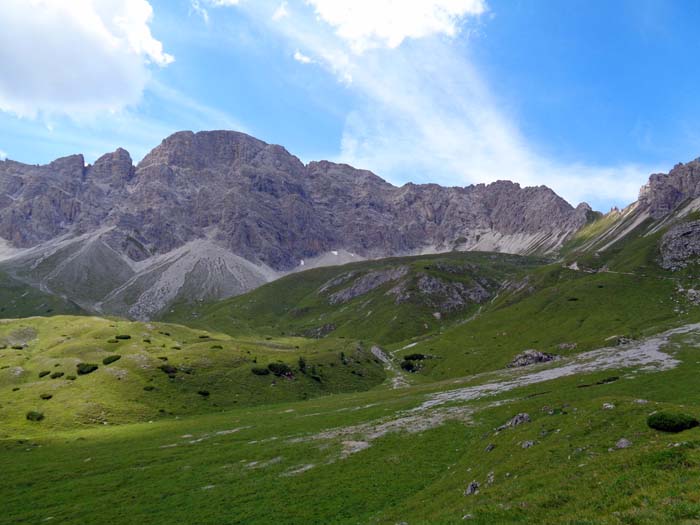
[12,345,24,350]
[65,375,77,381]
[107,339,118,343]
[26,411,44,422]
[210,345,223,349]
[647,412,699,433]
[198,335,210,339]
[404,353,427,361]
[400,360,420,373]
[115,334,131,340]
[76,363,99,375]
[50,372,64,379]
[102,355,121,365]
[251,367,270,376]
[38,370,50,378]
[143,338,151,343]
[143,385,155,391]
[268,362,292,377]
[197,390,210,397]
[40,393,53,400]
[159,364,178,376]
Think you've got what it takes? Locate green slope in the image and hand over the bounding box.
[163,251,545,345]
[0,316,385,434]
[3,323,700,524]
[0,269,85,318]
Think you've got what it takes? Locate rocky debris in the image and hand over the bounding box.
[557,342,577,351]
[614,438,632,450]
[328,267,409,304]
[485,443,495,452]
[303,323,336,338]
[497,413,531,431]
[464,481,480,496]
[507,350,558,368]
[486,471,495,485]
[634,399,649,405]
[659,220,700,270]
[521,440,536,449]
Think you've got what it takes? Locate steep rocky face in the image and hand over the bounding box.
[0,129,594,318]
[638,159,700,218]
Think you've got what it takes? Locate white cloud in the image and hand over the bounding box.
[191,0,210,23]
[293,50,313,64]
[0,150,7,161]
[272,1,289,20]
[0,0,173,118]
[306,0,487,52]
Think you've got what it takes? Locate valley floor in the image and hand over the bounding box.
[4,321,700,524]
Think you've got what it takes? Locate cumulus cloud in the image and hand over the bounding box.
[293,50,313,64]
[306,0,487,52]
[0,0,173,118]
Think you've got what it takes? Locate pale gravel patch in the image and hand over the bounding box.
[418,323,698,410]
[280,464,315,477]
[245,456,283,469]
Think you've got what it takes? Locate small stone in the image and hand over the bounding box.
[602,403,615,410]
[465,481,480,496]
[521,440,536,449]
[487,471,495,485]
[497,413,531,431]
[615,438,632,449]
[485,443,495,452]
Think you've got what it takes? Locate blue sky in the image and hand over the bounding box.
[1,0,699,211]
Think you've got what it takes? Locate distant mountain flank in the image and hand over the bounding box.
[0,129,697,318]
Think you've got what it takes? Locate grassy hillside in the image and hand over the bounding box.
[0,316,385,434]
[0,269,85,318]
[164,251,545,345]
[3,321,700,524]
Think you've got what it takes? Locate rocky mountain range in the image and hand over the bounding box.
[0,129,697,319]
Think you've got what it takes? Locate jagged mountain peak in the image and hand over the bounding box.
[0,128,617,319]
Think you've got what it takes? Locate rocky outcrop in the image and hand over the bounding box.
[328,267,409,304]
[638,159,700,218]
[507,350,558,368]
[659,220,700,270]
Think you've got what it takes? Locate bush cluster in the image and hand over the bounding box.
[26,411,44,422]
[102,355,122,365]
[647,412,699,433]
[76,363,99,375]
[268,362,292,377]
[251,367,271,376]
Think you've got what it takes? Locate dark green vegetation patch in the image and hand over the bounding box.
[102,355,121,365]
[647,411,700,433]
[76,363,99,375]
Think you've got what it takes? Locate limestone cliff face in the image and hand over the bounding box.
[638,158,700,218]
[0,129,594,317]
